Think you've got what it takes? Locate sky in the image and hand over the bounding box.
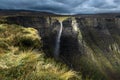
[0,0,120,14]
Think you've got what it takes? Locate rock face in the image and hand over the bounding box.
[1,15,120,80]
[75,18,120,80]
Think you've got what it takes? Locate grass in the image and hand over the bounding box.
[51,17,69,23]
[0,50,79,80]
[0,24,80,80]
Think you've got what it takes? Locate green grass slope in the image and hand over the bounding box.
[0,24,80,80]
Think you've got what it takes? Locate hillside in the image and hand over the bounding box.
[0,24,79,80]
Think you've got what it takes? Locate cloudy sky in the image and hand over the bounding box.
[0,0,120,14]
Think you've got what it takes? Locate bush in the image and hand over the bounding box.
[15,36,40,50]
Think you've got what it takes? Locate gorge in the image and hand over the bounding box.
[0,12,120,80]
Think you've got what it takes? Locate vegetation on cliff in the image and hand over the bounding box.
[0,24,80,80]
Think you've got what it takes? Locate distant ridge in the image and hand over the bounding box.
[0,9,120,17]
[0,9,57,16]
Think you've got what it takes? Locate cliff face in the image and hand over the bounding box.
[75,18,120,80]
[1,16,120,80]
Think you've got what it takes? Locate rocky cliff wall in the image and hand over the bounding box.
[1,16,120,80]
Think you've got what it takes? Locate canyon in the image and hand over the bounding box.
[0,12,120,80]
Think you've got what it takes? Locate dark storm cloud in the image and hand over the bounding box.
[0,0,120,14]
[29,6,70,13]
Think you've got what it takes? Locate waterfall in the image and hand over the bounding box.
[52,17,68,59]
[54,21,63,58]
